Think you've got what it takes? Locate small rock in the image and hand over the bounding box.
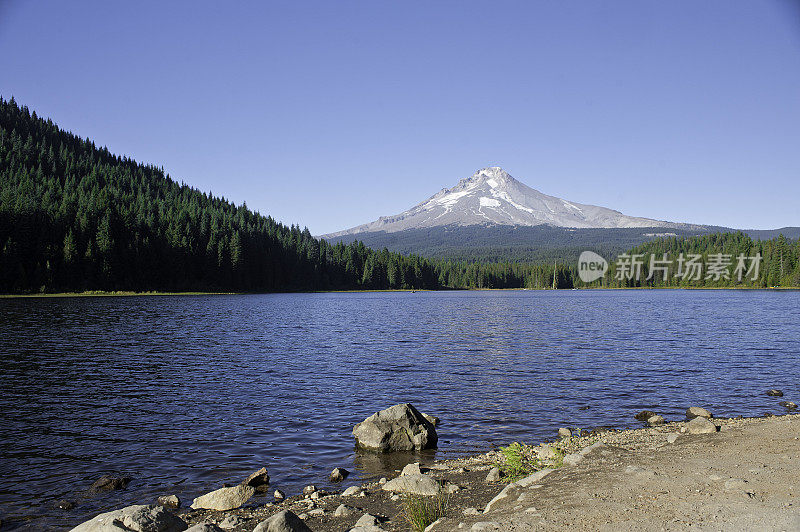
[302,485,317,496]
[779,401,797,409]
[157,495,180,509]
[378,477,387,485]
[686,406,713,419]
[273,489,285,502]
[219,515,242,529]
[463,507,480,515]
[686,416,717,434]
[307,508,325,517]
[536,445,557,460]
[401,463,422,476]
[334,504,356,517]
[647,415,665,426]
[724,478,748,491]
[187,524,224,532]
[253,510,311,532]
[90,474,131,492]
[71,504,185,532]
[666,433,679,444]
[425,519,442,531]
[330,467,349,482]
[355,514,380,527]
[382,474,441,496]
[634,410,657,421]
[390,494,400,501]
[309,490,324,500]
[191,485,255,511]
[445,483,461,494]
[485,467,501,482]
[244,467,270,490]
[766,389,784,397]
[342,486,362,496]
[557,427,572,438]
[55,499,76,510]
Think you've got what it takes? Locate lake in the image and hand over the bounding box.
[1,289,798,530]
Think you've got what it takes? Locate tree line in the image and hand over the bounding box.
[1,97,796,294]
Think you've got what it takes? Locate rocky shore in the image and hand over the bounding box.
[66,403,800,532]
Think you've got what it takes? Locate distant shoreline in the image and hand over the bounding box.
[1,286,798,298]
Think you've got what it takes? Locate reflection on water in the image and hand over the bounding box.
[0,289,798,530]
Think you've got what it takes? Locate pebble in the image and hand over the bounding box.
[156,494,180,509]
[219,515,241,529]
[635,410,657,421]
[330,467,349,482]
[342,485,362,496]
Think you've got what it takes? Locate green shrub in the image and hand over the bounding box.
[402,489,449,532]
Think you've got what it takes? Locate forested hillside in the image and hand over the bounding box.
[0,97,443,293]
[599,232,800,289]
[1,97,796,294]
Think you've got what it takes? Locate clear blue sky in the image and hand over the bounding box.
[1,1,798,233]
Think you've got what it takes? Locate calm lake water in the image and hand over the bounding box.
[1,290,799,530]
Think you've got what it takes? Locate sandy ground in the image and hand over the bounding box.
[437,415,800,531]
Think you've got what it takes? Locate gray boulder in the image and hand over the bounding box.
[353,404,437,452]
[647,415,665,426]
[253,510,311,532]
[686,406,713,419]
[190,485,255,511]
[634,410,656,421]
[381,474,441,496]
[70,504,186,532]
[686,416,717,434]
[557,427,571,438]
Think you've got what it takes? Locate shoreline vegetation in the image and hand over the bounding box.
[67,409,800,531]
[2,285,799,298]
[2,98,799,296]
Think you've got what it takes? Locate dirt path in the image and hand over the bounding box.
[439,415,800,531]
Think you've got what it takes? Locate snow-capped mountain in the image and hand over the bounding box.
[324,167,681,238]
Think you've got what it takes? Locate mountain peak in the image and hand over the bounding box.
[322,167,680,238]
[465,167,513,188]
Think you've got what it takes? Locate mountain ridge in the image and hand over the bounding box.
[323,167,707,238]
